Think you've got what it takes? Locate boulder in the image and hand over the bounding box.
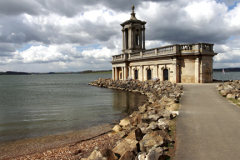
[86,149,118,160]
[148,114,163,121]
[221,89,231,97]
[112,125,122,133]
[139,105,147,114]
[157,119,169,131]
[130,114,142,126]
[137,123,149,134]
[87,150,102,160]
[137,153,147,160]
[119,151,135,160]
[117,131,127,138]
[146,122,159,131]
[119,118,131,128]
[226,94,235,99]
[166,103,179,111]
[145,147,164,160]
[161,110,173,120]
[139,131,164,152]
[126,128,144,141]
[113,138,138,156]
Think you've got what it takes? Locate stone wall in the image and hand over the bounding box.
[85,79,183,160]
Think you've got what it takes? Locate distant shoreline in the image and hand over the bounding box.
[0,70,112,75]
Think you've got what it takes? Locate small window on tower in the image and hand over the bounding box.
[136,34,140,45]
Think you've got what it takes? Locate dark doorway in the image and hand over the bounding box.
[163,69,168,81]
[135,70,138,80]
[147,69,151,80]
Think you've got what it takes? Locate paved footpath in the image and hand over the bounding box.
[175,83,240,160]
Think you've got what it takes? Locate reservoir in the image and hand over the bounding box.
[0,73,147,144]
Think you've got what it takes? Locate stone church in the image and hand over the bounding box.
[111,6,218,83]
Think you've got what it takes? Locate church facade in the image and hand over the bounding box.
[111,6,218,83]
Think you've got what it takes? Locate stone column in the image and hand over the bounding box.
[121,67,124,80]
[122,28,125,50]
[195,58,200,83]
[129,66,132,78]
[159,66,163,81]
[124,66,127,80]
[143,25,146,50]
[115,67,118,80]
[140,66,143,81]
[112,67,114,80]
[154,65,158,79]
[172,63,177,83]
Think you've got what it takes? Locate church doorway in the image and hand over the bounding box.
[163,69,168,81]
[147,69,151,80]
[134,70,138,80]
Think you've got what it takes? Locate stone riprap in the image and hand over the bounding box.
[83,78,183,160]
[218,80,240,100]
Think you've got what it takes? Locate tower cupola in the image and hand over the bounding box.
[121,5,147,53]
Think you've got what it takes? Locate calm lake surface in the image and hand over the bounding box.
[213,71,240,81]
[0,73,147,143]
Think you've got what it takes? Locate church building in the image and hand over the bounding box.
[111,6,218,83]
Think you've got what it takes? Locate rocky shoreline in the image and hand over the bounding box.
[218,80,240,100]
[86,78,183,160]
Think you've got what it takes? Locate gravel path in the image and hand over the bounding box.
[175,83,240,160]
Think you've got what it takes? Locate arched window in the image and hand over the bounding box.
[119,71,122,80]
[125,29,128,49]
[136,34,140,45]
[135,70,138,80]
[147,69,152,80]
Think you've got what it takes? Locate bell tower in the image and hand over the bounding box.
[121,5,147,53]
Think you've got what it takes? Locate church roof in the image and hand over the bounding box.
[120,5,146,26]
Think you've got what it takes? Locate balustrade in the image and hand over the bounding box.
[112,43,214,61]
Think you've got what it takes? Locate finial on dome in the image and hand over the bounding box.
[130,5,137,20]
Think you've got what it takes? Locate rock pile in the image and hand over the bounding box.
[84,78,183,160]
[218,80,240,100]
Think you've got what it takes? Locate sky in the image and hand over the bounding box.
[0,0,240,72]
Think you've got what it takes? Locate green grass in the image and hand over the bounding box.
[228,98,240,107]
[218,92,240,107]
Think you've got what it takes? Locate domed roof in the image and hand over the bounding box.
[120,5,146,26]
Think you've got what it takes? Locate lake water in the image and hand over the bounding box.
[0,73,147,144]
[213,71,240,81]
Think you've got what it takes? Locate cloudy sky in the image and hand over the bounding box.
[0,0,240,72]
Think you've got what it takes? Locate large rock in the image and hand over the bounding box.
[130,114,142,126]
[126,128,144,141]
[119,151,135,160]
[100,149,118,160]
[137,123,149,134]
[113,138,138,156]
[137,153,147,160]
[146,122,159,131]
[119,118,131,128]
[145,147,164,160]
[112,125,122,133]
[221,89,231,97]
[166,103,179,111]
[139,131,164,152]
[226,94,235,99]
[86,149,118,160]
[87,150,102,160]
